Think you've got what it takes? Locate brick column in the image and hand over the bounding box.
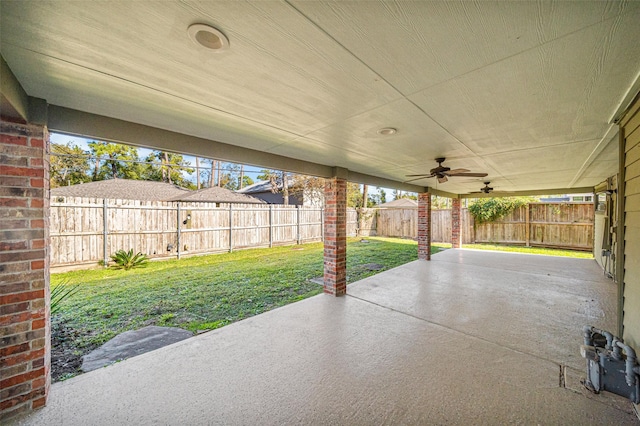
[323,177,347,296]
[418,192,431,260]
[0,119,50,421]
[451,198,461,249]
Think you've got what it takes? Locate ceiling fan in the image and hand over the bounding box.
[406,157,488,183]
[478,182,493,194]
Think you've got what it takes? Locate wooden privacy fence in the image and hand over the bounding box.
[373,203,594,250]
[50,197,358,267]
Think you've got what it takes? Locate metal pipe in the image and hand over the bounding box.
[614,340,638,386]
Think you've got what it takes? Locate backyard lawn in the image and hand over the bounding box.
[51,237,431,381]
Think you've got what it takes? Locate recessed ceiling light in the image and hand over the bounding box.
[377,127,397,136]
[188,24,229,52]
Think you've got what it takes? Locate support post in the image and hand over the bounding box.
[323,177,347,296]
[103,198,108,267]
[0,119,51,420]
[418,192,432,260]
[451,197,461,249]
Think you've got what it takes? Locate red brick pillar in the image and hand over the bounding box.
[451,198,461,249]
[418,192,431,260]
[0,119,50,421]
[324,177,347,296]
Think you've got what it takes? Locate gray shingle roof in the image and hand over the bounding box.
[51,178,265,204]
[170,187,264,204]
[51,179,190,201]
[236,180,274,194]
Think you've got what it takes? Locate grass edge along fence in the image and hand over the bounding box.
[50,197,358,268]
[371,202,594,251]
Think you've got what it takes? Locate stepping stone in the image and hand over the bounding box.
[362,263,384,271]
[309,277,324,285]
[81,326,193,372]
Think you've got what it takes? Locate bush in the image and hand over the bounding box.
[468,197,532,224]
[110,249,149,270]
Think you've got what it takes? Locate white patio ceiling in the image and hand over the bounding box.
[2,1,640,195]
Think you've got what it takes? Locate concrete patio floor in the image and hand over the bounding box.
[12,249,638,425]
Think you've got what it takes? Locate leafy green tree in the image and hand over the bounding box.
[468,197,535,224]
[50,142,92,187]
[347,182,364,208]
[142,151,195,189]
[88,141,143,180]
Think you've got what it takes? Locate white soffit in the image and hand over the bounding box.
[1,1,640,194]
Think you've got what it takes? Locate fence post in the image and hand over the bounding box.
[296,205,301,245]
[103,198,108,267]
[229,204,233,252]
[525,204,530,247]
[269,205,273,248]
[177,203,182,259]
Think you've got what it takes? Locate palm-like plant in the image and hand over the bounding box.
[110,249,149,270]
[51,281,80,315]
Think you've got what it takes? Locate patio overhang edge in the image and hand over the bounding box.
[47,105,426,193]
[1,55,29,122]
[459,187,595,199]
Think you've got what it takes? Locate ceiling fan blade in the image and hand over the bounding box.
[437,175,448,183]
[405,174,435,177]
[403,176,433,184]
[449,172,489,177]
[445,168,470,175]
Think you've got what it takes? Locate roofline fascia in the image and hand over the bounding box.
[47,105,426,193]
[459,187,594,199]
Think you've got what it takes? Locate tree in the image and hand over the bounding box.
[347,182,364,208]
[50,142,92,187]
[289,175,325,206]
[87,141,143,181]
[378,187,387,204]
[392,189,418,201]
[142,151,195,189]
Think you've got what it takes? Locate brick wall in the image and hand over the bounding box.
[451,198,461,249]
[418,193,431,260]
[323,177,346,296]
[0,119,50,421]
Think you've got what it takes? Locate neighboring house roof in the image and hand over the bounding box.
[237,178,299,194]
[170,187,265,204]
[52,179,266,204]
[51,178,190,201]
[377,199,418,208]
[237,180,278,194]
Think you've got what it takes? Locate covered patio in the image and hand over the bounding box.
[12,249,635,425]
[2,1,640,421]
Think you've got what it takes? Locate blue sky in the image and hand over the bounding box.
[50,132,397,199]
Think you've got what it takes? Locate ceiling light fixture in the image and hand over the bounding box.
[377,127,397,136]
[188,24,229,52]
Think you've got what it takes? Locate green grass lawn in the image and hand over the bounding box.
[431,242,593,258]
[52,237,430,371]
